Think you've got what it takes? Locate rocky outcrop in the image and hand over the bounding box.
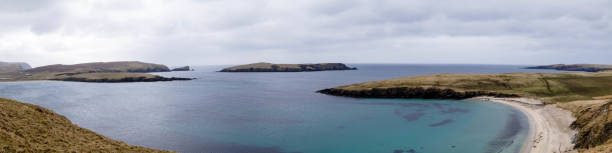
[0,62,31,72]
[570,101,612,149]
[317,87,519,99]
[219,62,357,72]
[53,76,193,83]
[171,66,191,71]
[526,64,612,72]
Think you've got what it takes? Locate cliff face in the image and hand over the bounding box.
[0,98,173,152]
[0,62,31,72]
[318,87,519,99]
[526,64,612,72]
[220,62,357,72]
[26,61,170,73]
[570,101,612,150]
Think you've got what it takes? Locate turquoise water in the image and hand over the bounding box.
[0,64,558,153]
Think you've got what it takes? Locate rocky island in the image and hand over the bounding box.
[319,72,612,153]
[0,61,192,83]
[219,62,357,72]
[0,98,173,152]
[171,66,192,71]
[526,64,612,72]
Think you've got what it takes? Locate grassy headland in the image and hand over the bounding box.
[320,72,612,103]
[219,62,357,72]
[0,98,173,152]
[0,61,191,83]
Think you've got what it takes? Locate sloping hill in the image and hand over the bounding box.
[0,62,31,73]
[26,61,170,73]
[0,98,173,152]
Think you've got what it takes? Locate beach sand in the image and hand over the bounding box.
[471,97,577,153]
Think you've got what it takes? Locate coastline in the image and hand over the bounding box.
[471,97,576,153]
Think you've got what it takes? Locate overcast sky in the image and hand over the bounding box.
[0,0,610,67]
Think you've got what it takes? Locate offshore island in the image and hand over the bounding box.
[319,64,612,153]
[219,62,356,72]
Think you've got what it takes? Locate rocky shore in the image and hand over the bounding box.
[318,87,519,99]
[219,62,357,72]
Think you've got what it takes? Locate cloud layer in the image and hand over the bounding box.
[0,0,610,67]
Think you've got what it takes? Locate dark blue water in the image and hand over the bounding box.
[0,64,563,153]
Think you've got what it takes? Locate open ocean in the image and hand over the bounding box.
[0,64,565,153]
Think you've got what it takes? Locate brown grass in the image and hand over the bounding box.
[0,98,174,153]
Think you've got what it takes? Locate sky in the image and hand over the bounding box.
[0,0,611,67]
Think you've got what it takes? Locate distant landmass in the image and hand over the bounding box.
[26,61,170,73]
[0,62,31,73]
[0,61,192,83]
[171,66,191,71]
[526,64,612,72]
[219,62,357,72]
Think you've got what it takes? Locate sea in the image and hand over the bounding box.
[0,64,565,153]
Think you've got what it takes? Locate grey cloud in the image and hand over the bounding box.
[0,0,611,67]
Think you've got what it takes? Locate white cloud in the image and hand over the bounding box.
[0,0,610,67]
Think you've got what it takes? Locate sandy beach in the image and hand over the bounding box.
[471,97,577,153]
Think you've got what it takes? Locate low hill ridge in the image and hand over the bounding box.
[220,62,357,72]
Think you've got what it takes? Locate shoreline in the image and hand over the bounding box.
[470,97,576,153]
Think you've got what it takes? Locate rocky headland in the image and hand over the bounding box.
[219,62,357,72]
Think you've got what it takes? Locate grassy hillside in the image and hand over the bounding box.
[26,61,169,73]
[328,72,612,103]
[0,62,30,73]
[558,100,612,152]
[0,98,173,152]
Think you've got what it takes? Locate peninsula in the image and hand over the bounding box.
[526,64,612,72]
[319,72,612,153]
[219,62,357,72]
[0,98,173,152]
[0,61,192,83]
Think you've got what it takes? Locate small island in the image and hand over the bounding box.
[219,62,357,72]
[318,72,612,153]
[171,66,192,71]
[0,61,193,83]
[526,64,612,72]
